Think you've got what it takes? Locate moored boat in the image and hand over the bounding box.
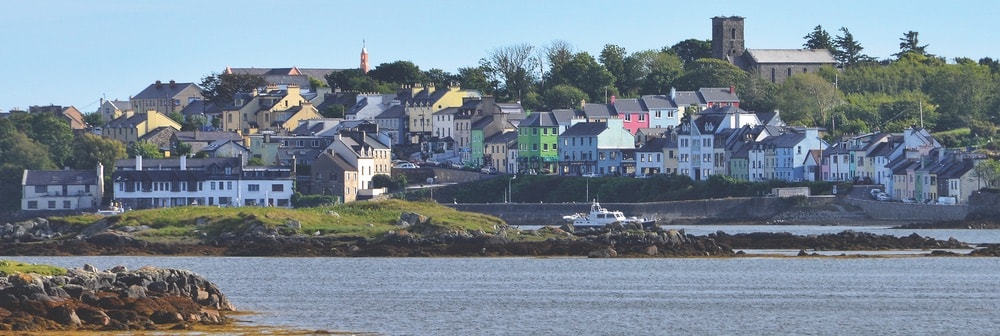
[567,200,655,229]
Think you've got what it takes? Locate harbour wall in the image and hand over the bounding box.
[842,197,968,222]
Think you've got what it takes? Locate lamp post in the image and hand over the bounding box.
[508,174,516,203]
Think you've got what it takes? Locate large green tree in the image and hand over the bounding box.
[774,73,842,127]
[481,43,539,102]
[672,58,748,90]
[545,52,614,104]
[543,84,588,110]
[802,25,834,52]
[667,39,712,65]
[632,50,684,95]
[200,72,267,106]
[599,44,627,94]
[128,141,164,159]
[326,68,392,93]
[925,62,995,130]
[832,27,872,67]
[71,133,127,183]
[0,124,57,212]
[895,30,930,58]
[5,113,74,168]
[369,60,426,85]
[456,65,497,95]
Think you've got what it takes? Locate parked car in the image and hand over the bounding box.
[582,173,602,178]
[634,173,650,179]
[480,167,498,174]
[876,192,890,201]
[870,188,882,199]
[450,161,464,170]
[424,158,440,167]
[394,162,417,169]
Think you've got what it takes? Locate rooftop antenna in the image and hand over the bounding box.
[919,99,924,128]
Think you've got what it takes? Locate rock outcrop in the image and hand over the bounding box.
[0,265,233,331]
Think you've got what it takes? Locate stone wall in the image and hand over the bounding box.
[842,197,968,222]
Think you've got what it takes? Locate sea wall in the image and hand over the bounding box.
[447,197,836,226]
[842,197,968,222]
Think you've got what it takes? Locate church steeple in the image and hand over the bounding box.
[360,39,369,74]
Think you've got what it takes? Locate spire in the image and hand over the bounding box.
[360,39,369,74]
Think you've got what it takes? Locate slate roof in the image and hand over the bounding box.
[133,82,200,99]
[636,137,669,152]
[485,131,518,144]
[562,122,607,136]
[672,90,701,107]
[23,169,99,186]
[107,112,149,127]
[179,99,222,116]
[174,130,243,143]
[520,111,559,127]
[434,106,460,116]
[698,87,740,103]
[138,127,179,150]
[107,100,132,111]
[115,157,241,171]
[640,95,676,109]
[201,139,248,153]
[729,141,753,159]
[612,98,644,113]
[376,105,405,119]
[550,109,581,124]
[746,49,837,64]
[582,103,613,119]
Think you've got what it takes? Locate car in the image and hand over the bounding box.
[870,188,882,199]
[634,173,650,179]
[394,162,417,169]
[480,167,498,174]
[424,158,440,167]
[582,173,602,178]
[450,161,464,170]
[876,192,890,201]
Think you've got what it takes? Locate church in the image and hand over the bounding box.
[712,16,837,84]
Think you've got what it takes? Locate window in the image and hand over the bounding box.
[543,144,549,151]
[272,184,284,192]
[638,114,645,121]
[48,201,56,209]
[248,184,260,192]
[63,201,71,209]
[27,201,38,209]
[532,144,538,151]
[655,111,662,118]
[211,182,216,190]
[532,128,538,135]
[227,181,233,190]
[34,185,46,193]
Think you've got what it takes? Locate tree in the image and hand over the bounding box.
[423,68,457,89]
[368,60,426,85]
[321,104,345,119]
[128,141,163,159]
[667,39,712,64]
[543,84,588,109]
[774,73,842,127]
[599,44,627,93]
[456,65,496,95]
[247,157,265,166]
[0,125,57,212]
[973,159,1000,188]
[672,58,748,90]
[545,52,614,104]
[200,72,267,106]
[481,43,538,102]
[895,30,930,58]
[802,25,834,52]
[325,68,390,93]
[70,133,126,178]
[833,27,872,67]
[185,114,209,131]
[167,111,185,125]
[925,62,995,130]
[83,112,104,127]
[5,113,74,168]
[633,50,684,95]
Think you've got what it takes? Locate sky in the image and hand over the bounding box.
[2,0,997,113]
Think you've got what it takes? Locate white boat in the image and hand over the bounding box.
[567,200,655,229]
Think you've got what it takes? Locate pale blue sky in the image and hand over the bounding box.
[2,0,996,112]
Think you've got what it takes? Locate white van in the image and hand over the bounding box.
[937,196,957,205]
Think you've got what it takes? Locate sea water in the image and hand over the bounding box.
[10,256,1000,335]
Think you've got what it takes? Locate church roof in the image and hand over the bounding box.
[746,49,836,64]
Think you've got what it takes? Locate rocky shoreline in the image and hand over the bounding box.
[0,263,233,332]
[2,215,998,258]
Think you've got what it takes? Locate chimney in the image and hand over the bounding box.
[169,80,176,88]
[670,87,676,100]
[155,80,162,88]
[730,86,735,94]
[610,95,616,104]
[180,155,187,170]
[136,155,143,170]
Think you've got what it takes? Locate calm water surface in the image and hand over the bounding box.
[10,256,1000,335]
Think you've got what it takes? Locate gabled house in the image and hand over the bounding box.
[97,99,133,126]
[557,118,634,176]
[612,97,647,135]
[309,151,359,203]
[22,164,104,212]
[677,105,761,180]
[224,66,342,90]
[200,139,250,160]
[104,110,183,146]
[397,83,481,144]
[130,80,203,115]
[347,93,396,120]
[374,105,406,145]
[171,130,244,156]
[112,156,294,209]
[636,137,670,176]
[484,131,518,173]
[518,111,562,174]
[641,95,680,129]
[315,126,392,199]
[221,84,323,133]
[178,99,222,127]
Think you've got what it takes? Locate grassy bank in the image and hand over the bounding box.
[0,259,66,276]
[52,199,508,242]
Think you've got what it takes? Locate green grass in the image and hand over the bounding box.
[0,260,67,276]
[54,199,508,240]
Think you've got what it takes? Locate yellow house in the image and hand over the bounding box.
[399,83,480,144]
[221,84,322,133]
[104,110,183,146]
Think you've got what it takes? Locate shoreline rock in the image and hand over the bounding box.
[0,264,234,331]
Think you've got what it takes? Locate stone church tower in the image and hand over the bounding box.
[360,40,369,74]
[711,16,745,62]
